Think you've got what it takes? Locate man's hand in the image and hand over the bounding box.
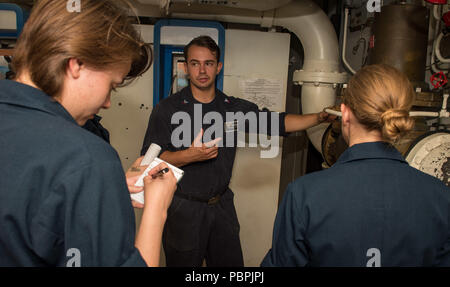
[126,156,149,208]
[187,128,222,162]
[318,110,338,124]
[158,129,223,168]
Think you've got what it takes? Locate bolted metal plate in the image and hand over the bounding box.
[406,132,450,187]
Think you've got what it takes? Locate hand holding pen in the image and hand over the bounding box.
[151,167,170,179]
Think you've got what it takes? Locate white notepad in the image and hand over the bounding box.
[130,144,184,205]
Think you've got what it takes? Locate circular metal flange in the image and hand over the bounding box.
[405,131,450,187]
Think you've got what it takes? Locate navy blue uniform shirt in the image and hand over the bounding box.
[262,141,450,267]
[82,115,110,143]
[141,86,288,199]
[0,80,146,266]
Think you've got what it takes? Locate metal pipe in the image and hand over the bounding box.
[342,8,357,75]
[430,4,443,73]
[433,4,441,21]
[434,32,450,64]
[409,111,440,117]
[325,109,444,118]
[272,0,344,153]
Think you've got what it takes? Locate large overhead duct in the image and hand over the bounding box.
[272,1,348,153]
[132,0,347,153]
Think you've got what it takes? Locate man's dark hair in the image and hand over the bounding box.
[184,35,221,62]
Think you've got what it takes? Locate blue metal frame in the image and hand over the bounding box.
[161,45,184,101]
[0,3,29,39]
[153,19,225,106]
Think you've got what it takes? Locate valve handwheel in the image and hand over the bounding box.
[431,72,448,89]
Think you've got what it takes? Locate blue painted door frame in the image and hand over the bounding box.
[153,19,225,106]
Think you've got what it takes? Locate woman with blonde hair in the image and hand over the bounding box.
[0,0,176,266]
[262,64,450,267]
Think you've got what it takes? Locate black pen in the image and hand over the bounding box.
[151,167,169,179]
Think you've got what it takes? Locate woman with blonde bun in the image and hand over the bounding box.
[262,64,450,267]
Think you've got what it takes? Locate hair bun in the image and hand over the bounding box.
[381,109,409,122]
[380,109,414,142]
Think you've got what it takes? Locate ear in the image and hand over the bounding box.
[183,61,188,74]
[66,58,83,80]
[341,103,351,125]
[216,62,223,75]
